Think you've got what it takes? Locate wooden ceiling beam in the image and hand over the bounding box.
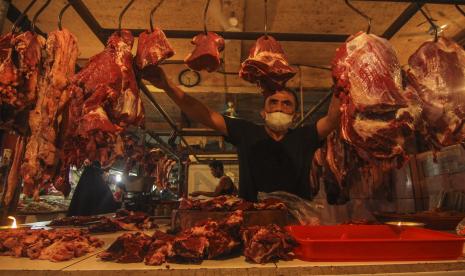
[101,28,349,42]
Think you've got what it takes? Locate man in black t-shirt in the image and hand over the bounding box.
[143,67,340,201]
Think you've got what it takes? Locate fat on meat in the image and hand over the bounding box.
[405,37,465,149]
[332,32,417,169]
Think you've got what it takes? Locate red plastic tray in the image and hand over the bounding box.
[286,225,465,261]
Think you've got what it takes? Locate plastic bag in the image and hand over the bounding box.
[258,191,324,225]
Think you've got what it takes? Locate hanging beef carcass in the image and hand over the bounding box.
[136,28,174,70]
[20,29,79,200]
[184,32,224,72]
[332,32,417,169]
[240,35,296,95]
[405,37,465,149]
[60,30,144,177]
[0,31,42,130]
[0,31,41,108]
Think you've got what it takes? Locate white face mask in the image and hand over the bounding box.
[264,112,294,132]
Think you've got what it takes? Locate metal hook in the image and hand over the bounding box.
[11,0,38,33]
[417,3,438,42]
[264,0,268,37]
[118,0,136,33]
[456,5,465,17]
[203,0,211,34]
[31,0,52,34]
[345,0,372,34]
[58,3,71,31]
[150,0,164,32]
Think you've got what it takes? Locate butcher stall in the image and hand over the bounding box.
[2,0,465,275]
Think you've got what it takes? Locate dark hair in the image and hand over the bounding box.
[263,87,300,111]
[208,160,224,171]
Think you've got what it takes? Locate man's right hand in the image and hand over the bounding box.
[142,66,169,90]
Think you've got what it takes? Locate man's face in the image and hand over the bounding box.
[261,90,297,119]
[210,167,222,178]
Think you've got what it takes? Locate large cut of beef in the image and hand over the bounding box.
[20,29,79,200]
[178,195,286,211]
[405,37,465,149]
[332,32,416,169]
[241,224,297,264]
[136,28,174,70]
[310,131,394,205]
[239,35,296,94]
[59,30,144,185]
[184,32,224,72]
[98,232,152,263]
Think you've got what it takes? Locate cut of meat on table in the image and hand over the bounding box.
[239,35,296,95]
[332,32,417,170]
[184,32,224,72]
[0,31,42,109]
[135,27,174,70]
[3,136,25,206]
[241,224,297,264]
[99,232,152,263]
[405,37,465,149]
[21,29,79,200]
[101,211,285,266]
[0,228,103,262]
[60,29,144,174]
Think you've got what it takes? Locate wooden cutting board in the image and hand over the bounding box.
[171,209,290,232]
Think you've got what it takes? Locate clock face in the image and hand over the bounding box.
[178,69,201,87]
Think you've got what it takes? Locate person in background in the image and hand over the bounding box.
[67,161,118,216]
[190,160,238,197]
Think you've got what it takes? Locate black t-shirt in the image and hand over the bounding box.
[223,116,321,201]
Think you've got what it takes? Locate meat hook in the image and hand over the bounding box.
[149,0,165,32]
[417,3,438,42]
[456,5,465,17]
[118,0,136,33]
[58,3,71,31]
[31,0,51,34]
[11,0,38,34]
[203,0,211,34]
[264,0,268,38]
[344,0,372,34]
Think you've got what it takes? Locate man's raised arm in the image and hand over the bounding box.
[142,67,228,136]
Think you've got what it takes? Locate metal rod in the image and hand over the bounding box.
[58,3,71,30]
[456,5,465,17]
[295,91,333,128]
[147,131,180,160]
[139,81,199,161]
[382,2,423,39]
[31,0,51,33]
[264,0,268,37]
[150,0,164,32]
[11,0,37,33]
[68,0,106,44]
[345,0,372,34]
[101,28,349,42]
[203,0,211,34]
[417,4,438,42]
[118,0,135,33]
[7,3,46,36]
